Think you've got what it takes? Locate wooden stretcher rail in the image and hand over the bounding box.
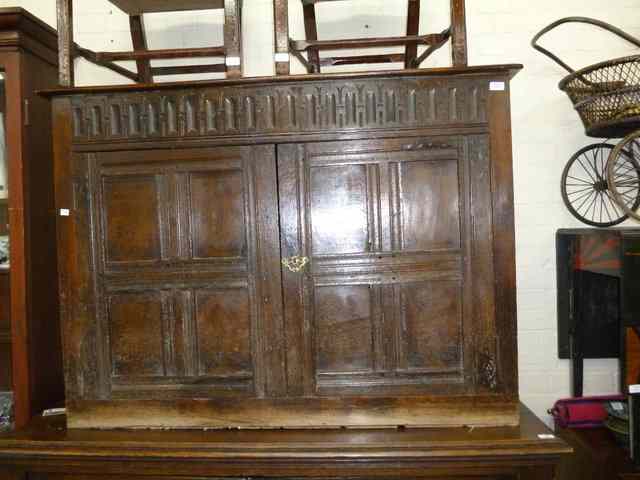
[291,34,449,52]
[95,46,227,62]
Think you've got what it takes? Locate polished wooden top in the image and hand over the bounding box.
[109,0,225,14]
[0,404,569,463]
[0,8,58,67]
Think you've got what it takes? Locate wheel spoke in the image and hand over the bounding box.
[567,175,592,185]
[605,190,624,218]
[575,190,595,213]
[567,186,595,196]
[584,192,598,220]
[577,157,597,183]
[571,188,597,205]
[600,191,614,221]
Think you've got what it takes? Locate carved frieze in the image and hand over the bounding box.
[70,77,489,142]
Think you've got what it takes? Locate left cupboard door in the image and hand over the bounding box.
[58,145,286,414]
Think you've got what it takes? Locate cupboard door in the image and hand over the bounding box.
[278,137,499,397]
[64,146,285,402]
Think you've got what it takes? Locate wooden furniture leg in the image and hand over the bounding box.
[302,2,320,73]
[570,271,585,397]
[405,0,420,68]
[450,0,468,66]
[224,0,242,78]
[273,0,290,75]
[129,15,153,83]
[56,0,73,86]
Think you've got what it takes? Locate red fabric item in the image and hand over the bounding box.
[550,394,626,429]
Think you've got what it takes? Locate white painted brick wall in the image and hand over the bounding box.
[2,0,635,426]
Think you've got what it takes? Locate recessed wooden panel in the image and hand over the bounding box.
[315,285,374,373]
[108,293,165,377]
[310,164,369,255]
[103,176,162,263]
[194,288,252,377]
[400,159,461,251]
[402,281,462,371]
[189,170,246,259]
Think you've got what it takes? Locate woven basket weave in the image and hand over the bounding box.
[561,56,640,136]
[533,17,640,138]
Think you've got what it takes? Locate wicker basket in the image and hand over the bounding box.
[532,17,640,138]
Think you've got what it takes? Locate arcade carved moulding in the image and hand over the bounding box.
[70,77,489,143]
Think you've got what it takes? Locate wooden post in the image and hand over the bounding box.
[405,0,420,69]
[273,0,290,75]
[129,15,152,83]
[224,0,242,78]
[56,0,74,86]
[450,0,468,66]
[302,3,320,73]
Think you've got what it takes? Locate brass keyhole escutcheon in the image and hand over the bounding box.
[281,255,310,273]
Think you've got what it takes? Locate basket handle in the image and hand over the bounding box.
[531,16,640,74]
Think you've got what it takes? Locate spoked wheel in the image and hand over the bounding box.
[561,143,633,227]
[607,131,640,221]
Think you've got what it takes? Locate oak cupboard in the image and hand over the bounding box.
[45,65,521,430]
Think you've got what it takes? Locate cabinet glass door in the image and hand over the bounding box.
[0,72,12,431]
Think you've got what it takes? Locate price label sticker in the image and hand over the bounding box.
[489,81,506,91]
[59,209,70,217]
[537,434,555,440]
[43,407,66,417]
[611,402,625,411]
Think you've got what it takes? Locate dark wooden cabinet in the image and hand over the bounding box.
[47,65,523,430]
[0,8,63,429]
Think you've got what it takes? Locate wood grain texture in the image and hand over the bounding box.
[273,0,290,75]
[56,0,73,86]
[450,0,468,67]
[65,396,519,429]
[52,67,521,430]
[488,83,517,398]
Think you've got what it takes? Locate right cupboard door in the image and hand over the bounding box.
[278,136,501,403]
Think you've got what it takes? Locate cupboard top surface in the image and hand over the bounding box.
[41,64,522,98]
